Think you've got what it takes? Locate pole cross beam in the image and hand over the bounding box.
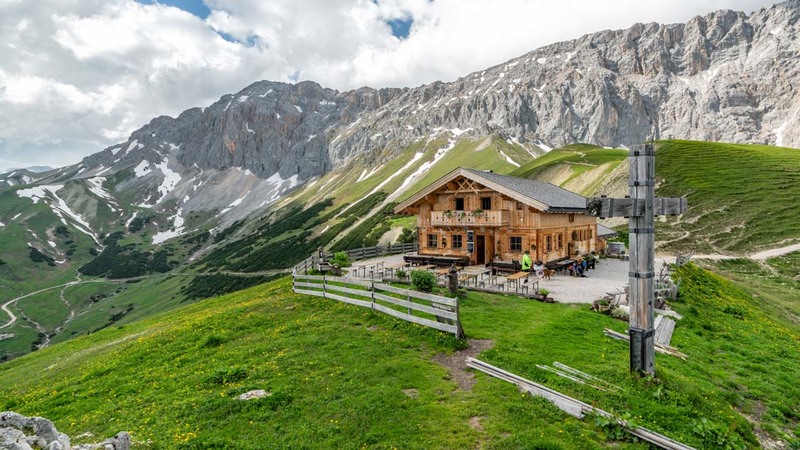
[585,143,688,375]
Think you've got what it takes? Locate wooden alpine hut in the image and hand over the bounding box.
[393,167,612,266]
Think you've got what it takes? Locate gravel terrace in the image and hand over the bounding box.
[343,254,675,304]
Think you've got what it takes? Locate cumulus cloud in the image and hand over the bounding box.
[0,0,780,171]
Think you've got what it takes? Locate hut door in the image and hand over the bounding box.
[476,235,486,265]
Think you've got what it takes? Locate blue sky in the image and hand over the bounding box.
[136,0,211,19]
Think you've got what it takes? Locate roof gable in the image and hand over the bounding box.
[394,167,588,214]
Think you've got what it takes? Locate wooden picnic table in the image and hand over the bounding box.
[354,261,384,278]
[458,273,479,287]
[506,271,529,291]
[416,264,436,271]
[383,262,409,278]
[550,259,575,275]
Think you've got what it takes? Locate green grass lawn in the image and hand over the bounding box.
[2,262,799,448]
[655,140,800,254]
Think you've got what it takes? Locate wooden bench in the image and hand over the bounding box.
[431,256,470,267]
[480,275,506,291]
[404,255,431,266]
[487,260,520,275]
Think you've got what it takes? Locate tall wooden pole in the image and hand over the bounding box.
[628,143,656,375]
[585,143,686,376]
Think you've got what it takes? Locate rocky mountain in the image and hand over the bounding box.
[4,1,797,237]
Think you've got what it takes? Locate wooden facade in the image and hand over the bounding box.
[394,168,608,266]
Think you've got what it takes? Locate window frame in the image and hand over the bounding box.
[452,234,463,249]
[510,236,522,252]
[427,233,438,248]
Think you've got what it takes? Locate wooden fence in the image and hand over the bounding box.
[294,242,417,274]
[292,273,463,338]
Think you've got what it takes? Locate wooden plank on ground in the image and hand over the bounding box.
[372,303,458,334]
[655,317,676,347]
[467,358,697,450]
[372,292,457,320]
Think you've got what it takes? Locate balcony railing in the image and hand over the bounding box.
[431,210,510,227]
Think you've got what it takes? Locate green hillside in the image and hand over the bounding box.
[655,140,800,254]
[2,262,799,448]
[510,144,629,196]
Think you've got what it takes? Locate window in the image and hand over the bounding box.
[556,233,563,249]
[481,197,492,210]
[545,235,552,252]
[510,236,522,252]
[427,233,437,248]
[455,198,464,210]
[452,234,463,249]
[516,202,523,210]
[568,213,575,223]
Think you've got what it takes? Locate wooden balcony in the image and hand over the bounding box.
[430,210,511,227]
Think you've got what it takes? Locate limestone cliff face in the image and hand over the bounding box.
[69,0,799,218]
[331,0,800,164]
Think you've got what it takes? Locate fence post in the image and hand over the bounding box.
[455,297,465,339]
[370,280,375,310]
[323,276,327,298]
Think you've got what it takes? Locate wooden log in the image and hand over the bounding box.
[467,358,697,450]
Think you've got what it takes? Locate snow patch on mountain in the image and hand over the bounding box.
[134,161,151,177]
[395,139,456,195]
[152,159,181,204]
[498,150,520,167]
[364,151,424,200]
[86,177,116,203]
[152,208,185,244]
[356,165,383,183]
[17,184,100,245]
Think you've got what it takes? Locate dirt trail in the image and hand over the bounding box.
[658,241,800,264]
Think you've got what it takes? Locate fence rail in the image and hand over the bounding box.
[292,273,462,338]
[294,242,417,274]
[338,243,417,261]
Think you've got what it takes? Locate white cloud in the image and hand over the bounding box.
[0,0,781,172]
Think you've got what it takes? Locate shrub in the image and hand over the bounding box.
[330,251,352,267]
[397,227,416,244]
[395,269,407,278]
[410,270,437,292]
[206,367,248,386]
[538,288,550,296]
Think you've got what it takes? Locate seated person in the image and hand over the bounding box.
[569,261,587,277]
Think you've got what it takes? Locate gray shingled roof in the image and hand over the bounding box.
[597,224,618,238]
[464,168,587,212]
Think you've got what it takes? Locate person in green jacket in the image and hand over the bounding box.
[521,250,532,272]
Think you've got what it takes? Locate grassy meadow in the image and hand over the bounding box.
[655,140,800,254]
[2,261,799,448]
